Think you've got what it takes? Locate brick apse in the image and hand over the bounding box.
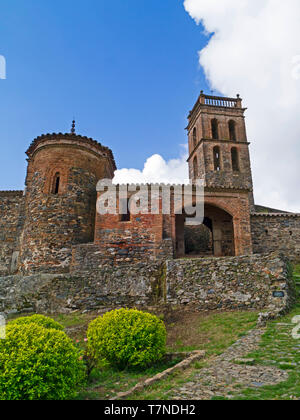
[0,93,299,315]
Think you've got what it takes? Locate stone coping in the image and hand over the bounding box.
[0,190,24,197]
[251,213,300,218]
[25,132,117,170]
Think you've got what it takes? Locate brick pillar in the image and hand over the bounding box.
[212,221,223,257]
[233,216,253,256]
[176,215,185,257]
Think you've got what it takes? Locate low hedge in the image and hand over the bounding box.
[10,314,64,331]
[87,308,167,369]
[0,322,86,400]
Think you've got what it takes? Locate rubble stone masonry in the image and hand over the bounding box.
[251,214,300,263]
[0,253,295,316]
[0,191,25,276]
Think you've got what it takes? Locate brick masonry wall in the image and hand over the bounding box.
[0,253,295,316]
[199,141,253,191]
[95,188,253,258]
[187,100,247,148]
[94,191,174,262]
[187,102,253,191]
[251,214,300,263]
[0,192,25,276]
[202,190,253,256]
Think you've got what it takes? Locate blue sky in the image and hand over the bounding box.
[0,0,210,191]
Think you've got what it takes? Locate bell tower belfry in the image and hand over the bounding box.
[187,92,254,204]
[185,92,254,257]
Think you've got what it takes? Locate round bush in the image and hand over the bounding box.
[0,323,86,400]
[10,314,64,331]
[87,308,167,369]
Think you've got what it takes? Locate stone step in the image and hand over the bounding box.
[234,358,255,365]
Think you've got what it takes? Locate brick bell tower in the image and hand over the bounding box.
[186,92,254,257]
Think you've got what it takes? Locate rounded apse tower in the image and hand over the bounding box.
[19,130,116,274]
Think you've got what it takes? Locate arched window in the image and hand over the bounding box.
[51,172,61,195]
[231,147,240,172]
[193,127,197,149]
[193,156,198,178]
[229,120,236,141]
[211,119,219,140]
[213,146,221,171]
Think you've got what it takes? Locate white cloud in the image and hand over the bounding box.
[184,0,300,212]
[113,146,189,185]
[114,1,300,212]
[0,55,6,80]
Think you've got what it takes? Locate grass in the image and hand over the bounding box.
[128,310,258,400]
[11,264,300,401]
[49,308,258,356]
[225,264,300,400]
[294,264,300,283]
[10,306,259,400]
[54,313,93,328]
[167,311,258,357]
[87,310,257,400]
[75,359,182,400]
[51,308,258,399]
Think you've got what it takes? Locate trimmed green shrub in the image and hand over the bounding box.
[10,314,64,331]
[87,308,167,369]
[0,323,86,400]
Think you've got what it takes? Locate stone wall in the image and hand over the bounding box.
[165,253,295,312]
[70,239,173,272]
[0,192,25,276]
[0,253,294,316]
[0,264,164,314]
[251,214,300,263]
[19,168,99,274]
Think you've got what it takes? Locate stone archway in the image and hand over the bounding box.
[175,204,235,258]
[204,204,235,257]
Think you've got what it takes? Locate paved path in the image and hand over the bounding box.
[170,328,289,400]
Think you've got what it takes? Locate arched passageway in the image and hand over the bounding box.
[184,217,213,257]
[175,204,235,258]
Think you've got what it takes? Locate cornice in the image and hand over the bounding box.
[26,133,117,171]
[251,213,300,218]
[0,190,24,197]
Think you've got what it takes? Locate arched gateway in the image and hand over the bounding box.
[175,204,235,258]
